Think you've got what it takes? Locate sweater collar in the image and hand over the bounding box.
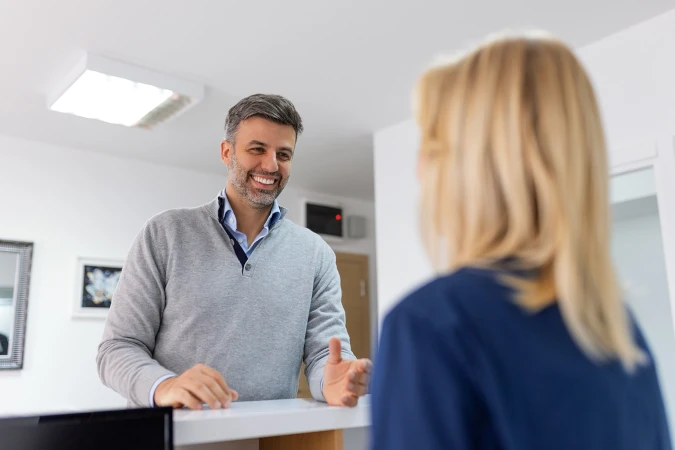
[204,191,288,229]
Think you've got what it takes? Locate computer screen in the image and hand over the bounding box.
[0,406,173,450]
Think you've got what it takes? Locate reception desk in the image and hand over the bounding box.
[174,397,370,450]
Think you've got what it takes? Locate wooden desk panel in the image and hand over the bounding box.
[260,430,343,450]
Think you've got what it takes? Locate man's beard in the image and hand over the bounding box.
[228,151,288,209]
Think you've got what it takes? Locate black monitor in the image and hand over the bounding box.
[0,407,173,450]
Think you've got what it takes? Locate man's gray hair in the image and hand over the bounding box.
[224,93,303,143]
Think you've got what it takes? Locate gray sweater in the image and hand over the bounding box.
[96,193,355,407]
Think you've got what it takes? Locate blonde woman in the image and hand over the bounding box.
[369,33,672,450]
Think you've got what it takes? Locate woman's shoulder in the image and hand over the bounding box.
[385,267,504,333]
[396,266,504,306]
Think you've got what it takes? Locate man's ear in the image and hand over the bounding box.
[220,140,234,165]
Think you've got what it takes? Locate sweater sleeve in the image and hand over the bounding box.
[370,302,481,450]
[303,240,356,402]
[96,219,176,407]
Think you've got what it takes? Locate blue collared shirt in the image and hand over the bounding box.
[220,190,281,256]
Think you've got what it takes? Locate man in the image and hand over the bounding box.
[97,94,372,410]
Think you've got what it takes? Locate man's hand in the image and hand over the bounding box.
[154,363,238,410]
[322,337,373,407]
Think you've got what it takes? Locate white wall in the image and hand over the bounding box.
[373,121,430,322]
[0,132,376,438]
[373,7,675,322]
[576,9,675,154]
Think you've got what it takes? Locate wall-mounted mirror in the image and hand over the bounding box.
[0,240,33,369]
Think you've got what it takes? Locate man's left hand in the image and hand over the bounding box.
[322,337,373,407]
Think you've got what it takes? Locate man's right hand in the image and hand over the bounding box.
[154,363,238,410]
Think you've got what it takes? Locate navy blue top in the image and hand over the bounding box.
[370,267,672,450]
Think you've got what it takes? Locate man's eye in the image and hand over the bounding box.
[278,153,291,160]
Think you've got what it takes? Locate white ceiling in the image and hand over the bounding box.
[1,1,674,200]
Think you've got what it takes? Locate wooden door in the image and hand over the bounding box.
[335,253,371,360]
[297,252,371,398]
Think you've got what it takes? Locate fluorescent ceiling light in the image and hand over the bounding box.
[48,54,204,129]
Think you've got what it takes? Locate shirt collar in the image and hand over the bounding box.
[221,189,281,230]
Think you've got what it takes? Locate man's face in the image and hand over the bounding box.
[220,116,296,209]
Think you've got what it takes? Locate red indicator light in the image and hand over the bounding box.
[336,214,342,221]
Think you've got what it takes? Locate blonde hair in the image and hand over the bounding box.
[415,32,645,371]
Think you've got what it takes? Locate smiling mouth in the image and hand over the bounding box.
[250,174,277,187]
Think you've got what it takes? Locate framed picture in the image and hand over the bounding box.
[73,257,124,319]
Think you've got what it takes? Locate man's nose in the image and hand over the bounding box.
[261,152,278,173]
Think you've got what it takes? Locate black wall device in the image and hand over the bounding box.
[305,202,343,237]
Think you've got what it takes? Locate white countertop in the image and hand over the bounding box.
[173,397,370,446]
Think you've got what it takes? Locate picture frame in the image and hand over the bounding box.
[73,257,124,319]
